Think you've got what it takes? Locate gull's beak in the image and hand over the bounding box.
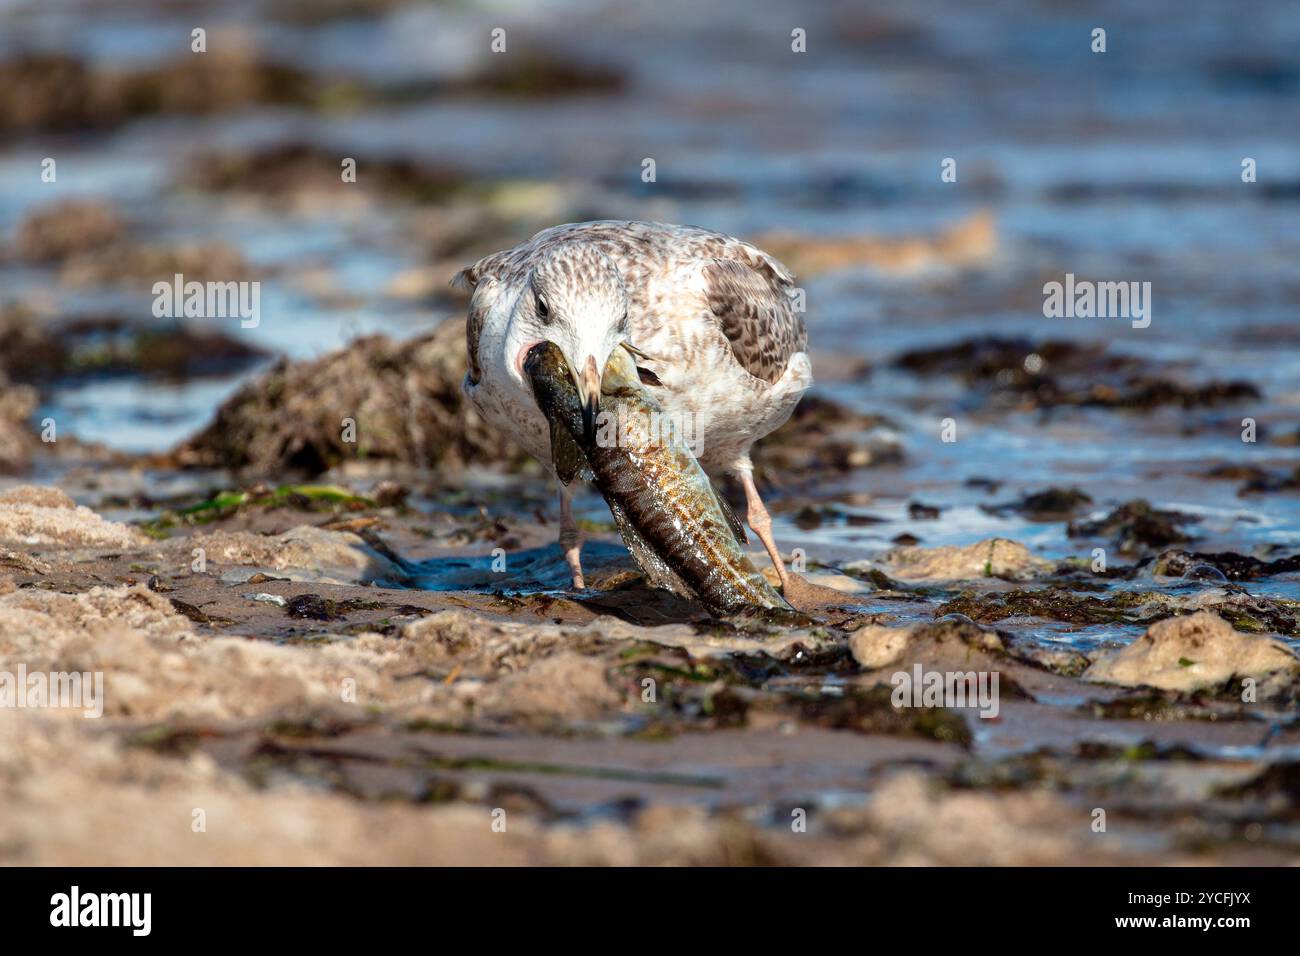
[576,355,601,446]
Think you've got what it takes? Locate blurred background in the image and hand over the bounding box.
[0,0,1298,588]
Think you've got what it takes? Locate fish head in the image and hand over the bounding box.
[523,341,579,422]
[523,341,589,485]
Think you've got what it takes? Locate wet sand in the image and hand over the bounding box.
[1,472,1297,865]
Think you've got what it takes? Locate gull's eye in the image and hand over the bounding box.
[535,294,549,320]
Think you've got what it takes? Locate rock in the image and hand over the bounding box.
[1150,548,1300,581]
[895,335,1119,382]
[1238,466,1300,496]
[935,588,1130,626]
[1084,611,1299,692]
[0,485,147,549]
[0,49,320,135]
[59,240,250,288]
[186,143,469,205]
[849,625,915,669]
[933,585,1299,638]
[907,500,942,520]
[0,306,65,381]
[372,480,410,508]
[849,617,1007,670]
[894,335,1259,412]
[982,487,1093,521]
[858,537,1050,582]
[452,53,625,98]
[177,319,520,476]
[1068,499,1199,555]
[1,308,267,385]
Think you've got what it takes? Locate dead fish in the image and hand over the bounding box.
[525,341,790,613]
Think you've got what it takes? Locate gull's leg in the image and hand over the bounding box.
[734,458,790,590]
[559,482,585,589]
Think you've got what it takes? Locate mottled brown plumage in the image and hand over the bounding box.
[702,257,806,384]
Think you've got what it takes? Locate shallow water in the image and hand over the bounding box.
[1,0,1297,653]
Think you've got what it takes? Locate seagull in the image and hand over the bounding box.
[455,220,812,592]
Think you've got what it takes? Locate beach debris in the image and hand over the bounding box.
[177,319,518,476]
[244,592,288,607]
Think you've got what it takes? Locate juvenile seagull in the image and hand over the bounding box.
[456,220,812,591]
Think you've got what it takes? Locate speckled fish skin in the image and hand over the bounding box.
[525,342,790,614]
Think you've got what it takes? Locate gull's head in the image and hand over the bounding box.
[511,242,629,443]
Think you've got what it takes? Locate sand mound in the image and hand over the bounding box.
[858,772,1084,866]
[755,212,998,277]
[172,526,409,585]
[0,484,146,548]
[477,653,621,721]
[0,716,541,865]
[0,584,191,644]
[0,591,631,726]
[0,584,443,723]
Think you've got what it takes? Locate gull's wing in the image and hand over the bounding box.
[701,255,807,385]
